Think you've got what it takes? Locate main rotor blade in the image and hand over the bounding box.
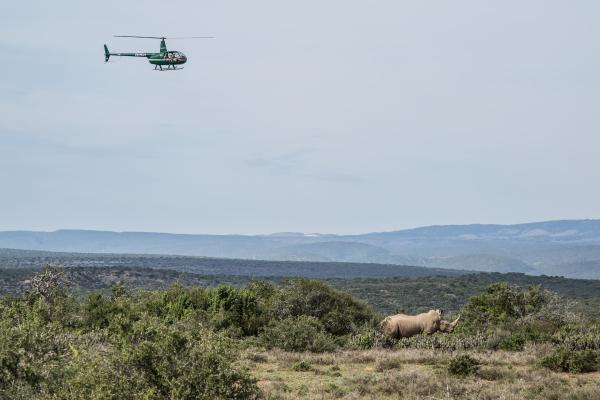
[114,35,165,39]
[166,36,215,39]
[114,35,214,39]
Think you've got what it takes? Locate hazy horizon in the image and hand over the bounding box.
[1,218,599,237]
[2,1,599,235]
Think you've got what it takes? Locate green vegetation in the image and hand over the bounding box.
[260,316,337,353]
[0,267,262,399]
[273,279,377,336]
[539,348,600,373]
[348,327,396,350]
[456,283,584,353]
[0,268,379,398]
[291,360,313,372]
[2,264,600,320]
[330,273,600,316]
[447,354,480,376]
[0,266,599,399]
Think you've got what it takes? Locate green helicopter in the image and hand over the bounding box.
[104,35,213,71]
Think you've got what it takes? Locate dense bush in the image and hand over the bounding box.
[458,283,580,348]
[351,283,595,353]
[0,300,72,397]
[448,354,480,376]
[260,316,336,353]
[0,268,262,399]
[484,330,526,351]
[273,279,378,335]
[539,348,599,373]
[551,323,600,351]
[460,283,537,333]
[207,285,263,337]
[2,267,600,397]
[67,318,260,399]
[138,283,266,337]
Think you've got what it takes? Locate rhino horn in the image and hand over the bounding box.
[451,315,461,328]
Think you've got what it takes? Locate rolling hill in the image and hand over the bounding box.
[1,219,600,278]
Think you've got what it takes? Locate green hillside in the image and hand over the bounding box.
[1,265,598,319]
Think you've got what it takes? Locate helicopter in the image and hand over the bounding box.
[103,35,213,71]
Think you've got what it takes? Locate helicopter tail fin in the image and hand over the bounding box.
[104,44,110,62]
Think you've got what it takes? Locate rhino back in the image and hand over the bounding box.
[385,314,426,338]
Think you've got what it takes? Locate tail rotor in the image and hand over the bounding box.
[104,44,110,62]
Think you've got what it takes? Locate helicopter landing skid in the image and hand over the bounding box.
[154,65,184,71]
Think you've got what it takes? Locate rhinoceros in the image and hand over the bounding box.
[381,309,460,339]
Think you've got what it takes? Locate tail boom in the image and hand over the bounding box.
[104,44,152,62]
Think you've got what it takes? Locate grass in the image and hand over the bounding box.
[241,348,600,399]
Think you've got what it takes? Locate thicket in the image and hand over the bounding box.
[351,282,600,358]
[259,316,337,353]
[1,267,599,399]
[0,269,381,398]
[539,348,600,373]
[0,268,264,399]
[457,283,584,351]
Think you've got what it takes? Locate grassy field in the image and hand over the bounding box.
[243,347,600,400]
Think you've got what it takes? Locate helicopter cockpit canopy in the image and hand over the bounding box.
[166,51,186,61]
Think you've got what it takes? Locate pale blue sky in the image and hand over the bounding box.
[1,1,599,234]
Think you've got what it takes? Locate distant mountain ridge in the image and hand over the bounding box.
[1,219,599,279]
[359,219,600,241]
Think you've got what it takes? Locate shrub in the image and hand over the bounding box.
[140,284,270,337]
[260,315,336,353]
[348,327,395,350]
[209,286,263,336]
[273,279,377,336]
[459,283,581,351]
[498,333,526,351]
[539,348,599,373]
[447,354,480,376]
[82,283,137,330]
[459,283,529,334]
[0,270,79,397]
[0,303,71,396]
[0,271,262,400]
[26,265,69,304]
[551,324,600,351]
[395,332,489,351]
[66,318,261,399]
[291,360,312,372]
